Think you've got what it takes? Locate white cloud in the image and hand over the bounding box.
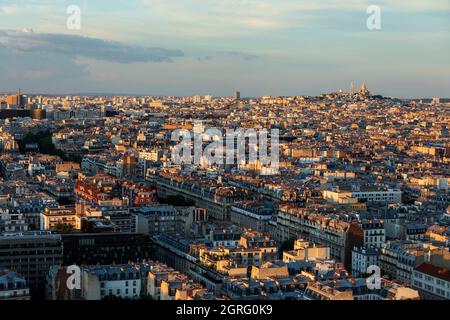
[0,6,17,14]
[137,0,449,38]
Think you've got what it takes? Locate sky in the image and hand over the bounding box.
[0,0,449,98]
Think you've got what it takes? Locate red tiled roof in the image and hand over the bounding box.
[415,263,450,282]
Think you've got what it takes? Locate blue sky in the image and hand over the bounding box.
[0,0,449,97]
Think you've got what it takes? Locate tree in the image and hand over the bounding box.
[53,223,74,233]
[17,129,82,163]
[279,238,296,258]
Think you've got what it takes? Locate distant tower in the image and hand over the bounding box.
[349,82,355,95]
[17,89,23,106]
[360,83,368,94]
[432,97,441,104]
[233,90,241,100]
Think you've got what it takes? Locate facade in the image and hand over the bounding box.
[156,176,234,221]
[379,242,422,285]
[82,264,149,300]
[230,204,274,233]
[275,205,364,268]
[61,233,154,266]
[324,187,402,204]
[0,231,62,296]
[40,206,79,230]
[0,208,29,232]
[134,205,195,238]
[412,263,450,300]
[361,219,386,248]
[351,247,380,277]
[0,196,59,230]
[6,91,24,107]
[147,264,179,300]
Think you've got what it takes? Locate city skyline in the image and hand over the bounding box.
[0,0,449,98]
[0,84,447,100]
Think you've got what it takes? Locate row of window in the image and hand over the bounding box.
[101,287,137,296]
[413,280,450,298]
[100,280,137,288]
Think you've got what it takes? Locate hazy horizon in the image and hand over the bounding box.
[1,89,448,100]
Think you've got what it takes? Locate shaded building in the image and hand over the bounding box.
[61,233,155,266]
[0,231,63,299]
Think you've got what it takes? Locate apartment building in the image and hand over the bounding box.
[324,186,402,204]
[411,249,450,300]
[275,205,363,268]
[0,231,62,296]
[61,233,154,266]
[283,239,330,263]
[82,264,151,300]
[351,247,380,277]
[0,208,29,232]
[155,175,235,221]
[147,264,180,300]
[230,203,274,233]
[379,241,431,285]
[360,219,386,248]
[412,264,450,300]
[40,206,79,230]
[134,205,195,238]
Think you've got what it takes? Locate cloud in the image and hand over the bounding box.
[0,29,184,64]
[196,52,259,62]
[0,28,186,92]
[140,0,450,36]
[0,6,17,14]
[226,51,259,61]
[0,41,89,91]
[24,69,52,80]
[142,0,450,14]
